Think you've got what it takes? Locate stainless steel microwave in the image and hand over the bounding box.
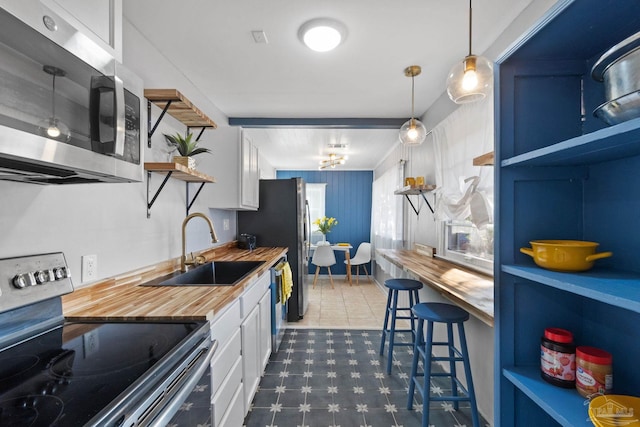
[0,1,144,184]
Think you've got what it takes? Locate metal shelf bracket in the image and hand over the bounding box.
[185,182,207,216]
[402,192,435,216]
[146,170,210,218]
[146,170,172,218]
[147,99,172,148]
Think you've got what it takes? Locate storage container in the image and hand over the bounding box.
[540,328,576,388]
[576,346,613,398]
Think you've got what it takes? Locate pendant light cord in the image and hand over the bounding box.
[411,74,415,121]
[51,74,57,118]
[468,0,472,56]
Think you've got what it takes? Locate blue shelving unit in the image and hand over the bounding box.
[495,0,640,425]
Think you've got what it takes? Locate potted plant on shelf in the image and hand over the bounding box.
[314,216,338,245]
[164,132,211,169]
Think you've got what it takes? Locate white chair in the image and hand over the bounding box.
[311,245,336,289]
[345,242,372,285]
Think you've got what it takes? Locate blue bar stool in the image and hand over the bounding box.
[379,278,423,374]
[407,302,480,427]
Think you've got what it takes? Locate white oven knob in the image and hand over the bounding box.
[34,270,49,284]
[53,267,67,280]
[12,274,32,289]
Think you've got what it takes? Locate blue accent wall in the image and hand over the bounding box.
[277,170,372,275]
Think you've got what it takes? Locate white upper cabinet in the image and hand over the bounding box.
[43,0,122,61]
[241,134,259,208]
[204,127,259,210]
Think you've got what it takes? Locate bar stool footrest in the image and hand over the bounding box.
[382,328,415,334]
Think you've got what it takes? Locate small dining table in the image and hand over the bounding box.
[310,243,354,285]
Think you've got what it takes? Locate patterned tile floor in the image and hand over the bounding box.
[244,329,489,427]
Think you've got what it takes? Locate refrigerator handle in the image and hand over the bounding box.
[305,200,311,262]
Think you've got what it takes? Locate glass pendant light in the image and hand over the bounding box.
[399,65,427,146]
[446,0,493,104]
[38,65,71,142]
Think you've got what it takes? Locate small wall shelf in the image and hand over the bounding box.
[473,151,494,166]
[394,184,436,215]
[144,162,215,218]
[145,89,218,147]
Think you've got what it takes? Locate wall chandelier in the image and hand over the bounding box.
[319,153,347,170]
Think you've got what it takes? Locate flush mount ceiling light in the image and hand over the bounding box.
[319,153,347,170]
[38,65,71,142]
[298,18,347,52]
[399,65,427,146]
[446,0,493,104]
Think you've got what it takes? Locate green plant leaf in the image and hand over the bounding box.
[163,132,211,156]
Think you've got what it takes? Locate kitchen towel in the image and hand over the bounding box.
[278,261,293,302]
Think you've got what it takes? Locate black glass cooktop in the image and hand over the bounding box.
[0,321,201,426]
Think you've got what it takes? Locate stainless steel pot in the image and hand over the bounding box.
[592,31,640,125]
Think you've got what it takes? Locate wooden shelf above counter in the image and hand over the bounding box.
[393,184,436,195]
[394,184,436,215]
[144,162,215,183]
[473,151,494,166]
[144,162,215,218]
[145,89,217,129]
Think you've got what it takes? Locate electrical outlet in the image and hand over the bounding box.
[81,254,97,282]
[83,330,99,357]
[223,219,230,231]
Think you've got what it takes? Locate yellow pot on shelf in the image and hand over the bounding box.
[520,240,612,272]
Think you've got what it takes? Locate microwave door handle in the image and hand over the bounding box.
[113,75,125,157]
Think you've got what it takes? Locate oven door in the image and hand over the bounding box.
[87,322,216,427]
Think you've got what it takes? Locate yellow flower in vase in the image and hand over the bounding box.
[314,216,338,243]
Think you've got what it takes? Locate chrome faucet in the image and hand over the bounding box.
[181,212,218,272]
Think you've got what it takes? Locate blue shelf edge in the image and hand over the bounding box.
[501,264,640,314]
[501,117,640,167]
[503,366,592,427]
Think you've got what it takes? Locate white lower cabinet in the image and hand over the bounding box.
[210,269,274,424]
[212,356,243,426]
[217,382,245,427]
[258,290,272,371]
[240,271,273,416]
[209,300,242,427]
[241,305,260,415]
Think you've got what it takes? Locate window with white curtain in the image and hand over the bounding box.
[432,93,494,275]
[306,183,326,245]
[371,163,404,277]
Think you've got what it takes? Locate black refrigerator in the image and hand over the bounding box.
[238,178,309,321]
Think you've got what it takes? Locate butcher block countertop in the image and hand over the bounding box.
[62,244,287,322]
[376,249,494,327]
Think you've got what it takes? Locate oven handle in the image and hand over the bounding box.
[147,339,218,427]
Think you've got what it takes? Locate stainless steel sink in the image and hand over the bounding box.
[144,261,264,286]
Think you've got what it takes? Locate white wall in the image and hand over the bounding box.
[0,18,246,287]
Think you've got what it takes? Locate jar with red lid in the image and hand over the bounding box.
[576,346,613,398]
[540,327,575,388]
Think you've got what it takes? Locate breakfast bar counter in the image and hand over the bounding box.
[62,244,288,322]
[376,249,494,326]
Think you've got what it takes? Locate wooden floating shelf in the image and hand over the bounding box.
[473,151,495,166]
[145,89,217,129]
[394,184,436,215]
[144,162,215,183]
[393,184,436,195]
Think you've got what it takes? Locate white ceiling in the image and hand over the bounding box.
[124,0,534,170]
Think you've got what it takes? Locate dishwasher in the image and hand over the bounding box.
[271,258,289,352]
